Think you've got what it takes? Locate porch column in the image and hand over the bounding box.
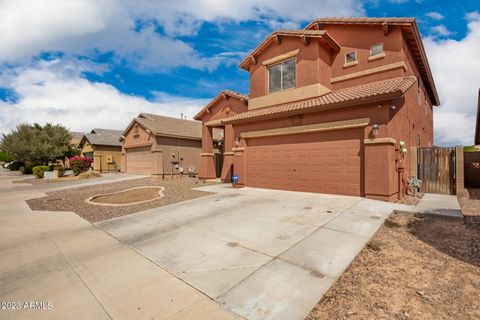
[220,124,234,182]
[199,125,216,179]
[364,138,399,201]
[121,147,126,173]
[151,145,163,177]
[232,137,247,188]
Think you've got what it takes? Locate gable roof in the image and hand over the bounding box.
[131,113,204,140]
[239,30,340,71]
[304,17,440,106]
[81,129,123,148]
[476,89,480,145]
[222,77,416,124]
[194,90,248,120]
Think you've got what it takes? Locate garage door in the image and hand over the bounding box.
[126,146,152,175]
[246,129,362,196]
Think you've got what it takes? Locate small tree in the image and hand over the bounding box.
[0,123,72,165]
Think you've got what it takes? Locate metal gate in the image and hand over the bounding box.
[417,147,456,194]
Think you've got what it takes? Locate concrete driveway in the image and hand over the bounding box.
[0,173,239,320]
[98,184,405,320]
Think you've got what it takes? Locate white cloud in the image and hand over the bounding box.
[0,59,208,135]
[426,12,444,20]
[0,0,229,71]
[430,24,455,37]
[0,0,365,67]
[128,0,365,35]
[424,12,480,146]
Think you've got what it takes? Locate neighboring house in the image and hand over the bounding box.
[195,17,439,202]
[475,89,480,146]
[79,129,123,172]
[120,113,220,176]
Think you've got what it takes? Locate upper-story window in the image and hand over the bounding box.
[268,58,295,93]
[370,43,384,57]
[345,51,357,64]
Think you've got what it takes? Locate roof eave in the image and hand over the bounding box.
[223,90,405,125]
[194,91,248,120]
[239,31,339,71]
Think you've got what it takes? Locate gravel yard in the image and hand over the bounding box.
[307,213,480,320]
[90,187,163,204]
[27,177,217,222]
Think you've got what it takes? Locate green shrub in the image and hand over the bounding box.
[32,165,51,178]
[9,161,25,171]
[0,151,13,163]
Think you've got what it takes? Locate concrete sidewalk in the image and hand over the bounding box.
[0,177,239,320]
[411,193,463,218]
[0,172,147,193]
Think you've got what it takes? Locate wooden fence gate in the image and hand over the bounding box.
[417,147,456,194]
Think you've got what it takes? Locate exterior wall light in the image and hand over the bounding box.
[372,124,380,137]
[235,138,240,146]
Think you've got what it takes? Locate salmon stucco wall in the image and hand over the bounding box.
[248,36,332,100]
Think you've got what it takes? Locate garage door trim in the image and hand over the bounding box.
[241,117,370,139]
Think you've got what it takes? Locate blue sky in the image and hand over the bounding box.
[0,0,479,146]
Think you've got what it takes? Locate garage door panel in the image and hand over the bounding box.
[246,129,362,197]
[126,147,152,175]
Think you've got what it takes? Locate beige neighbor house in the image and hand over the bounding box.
[120,113,221,176]
[79,129,123,172]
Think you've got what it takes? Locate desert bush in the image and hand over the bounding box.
[70,156,92,176]
[32,165,51,178]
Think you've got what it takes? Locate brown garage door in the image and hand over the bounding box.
[246,129,362,196]
[126,146,152,175]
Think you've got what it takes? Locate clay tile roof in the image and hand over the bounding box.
[84,129,123,147]
[305,17,439,106]
[223,77,417,124]
[194,90,249,120]
[306,17,415,26]
[239,29,340,71]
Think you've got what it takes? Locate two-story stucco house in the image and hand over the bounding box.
[195,17,439,202]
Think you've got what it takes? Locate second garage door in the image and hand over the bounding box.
[125,146,152,175]
[246,129,362,196]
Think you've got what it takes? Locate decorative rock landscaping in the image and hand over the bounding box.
[86,186,165,206]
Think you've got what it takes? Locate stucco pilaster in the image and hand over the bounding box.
[199,125,216,179]
[151,145,163,177]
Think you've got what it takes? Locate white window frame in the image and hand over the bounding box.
[370,43,384,57]
[345,51,357,64]
[267,57,296,94]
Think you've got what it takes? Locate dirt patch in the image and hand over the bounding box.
[307,213,480,320]
[90,187,163,205]
[27,177,217,222]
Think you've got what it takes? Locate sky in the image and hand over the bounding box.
[0,0,479,146]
